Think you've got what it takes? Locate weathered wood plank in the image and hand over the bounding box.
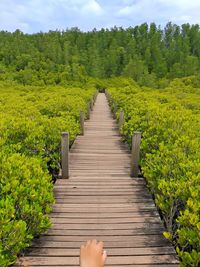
[50,223,162,230]
[45,228,164,236]
[31,238,171,249]
[52,207,158,213]
[38,235,171,242]
[50,217,161,224]
[52,205,156,213]
[17,255,178,265]
[50,211,160,219]
[55,199,153,204]
[27,246,176,256]
[54,189,148,194]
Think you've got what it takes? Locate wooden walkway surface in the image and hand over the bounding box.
[18,93,179,266]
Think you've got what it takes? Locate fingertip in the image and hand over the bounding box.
[86,240,91,246]
[97,240,104,249]
[80,244,85,250]
[98,240,104,246]
[103,250,107,262]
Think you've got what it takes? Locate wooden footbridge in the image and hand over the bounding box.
[18,93,179,266]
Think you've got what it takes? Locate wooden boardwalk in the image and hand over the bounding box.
[18,93,179,266]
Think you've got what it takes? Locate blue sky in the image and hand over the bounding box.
[0,0,200,33]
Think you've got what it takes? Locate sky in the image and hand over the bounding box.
[0,0,200,33]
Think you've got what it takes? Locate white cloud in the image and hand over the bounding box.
[0,0,200,33]
[48,0,104,15]
[0,11,30,32]
[0,0,105,32]
[158,0,200,9]
[117,0,154,17]
[0,1,31,32]
[81,0,104,15]
[117,0,200,26]
[118,6,133,16]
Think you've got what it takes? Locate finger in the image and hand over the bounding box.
[102,250,107,264]
[86,240,91,246]
[91,239,97,244]
[80,245,85,257]
[97,241,104,250]
[80,244,85,251]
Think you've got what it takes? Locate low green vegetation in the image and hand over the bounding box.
[0,81,96,266]
[107,77,200,266]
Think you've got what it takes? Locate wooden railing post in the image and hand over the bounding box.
[119,110,124,131]
[61,132,69,179]
[90,99,94,111]
[87,103,90,119]
[80,111,84,135]
[113,103,117,118]
[105,90,110,102]
[93,91,98,103]
[105,89,108,98]
[131,132,141,177]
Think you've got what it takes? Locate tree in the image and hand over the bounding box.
[123,57,148,81]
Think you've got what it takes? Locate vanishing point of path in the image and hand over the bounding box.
[18,93,179,266]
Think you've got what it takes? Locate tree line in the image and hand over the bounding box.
[0,22,200,86]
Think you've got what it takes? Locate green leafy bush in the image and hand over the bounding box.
[0,84,96,174]
[0,153,54,266]
[108,78,200,266]
[0,82,96,266]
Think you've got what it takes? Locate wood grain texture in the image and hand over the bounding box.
[16,93,179,266]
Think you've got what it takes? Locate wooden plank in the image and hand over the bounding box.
[54,189,148,193]
[59,175,136,178]
[27,246,176,256]
[16,255,178,265]
[56,180,144,183]
[52,203,155,208]
[45,228,164,236]
[31,238,171,249]
[55,187,146,191]
[55,186,146,190]
[51,223,162,230]
[54,195,150,200]
[55,199,153,204]
[52,207,157,213]
[38,235,170,242]
[50,212,159,219]
[50,217,161,224]
[58,178,142,182]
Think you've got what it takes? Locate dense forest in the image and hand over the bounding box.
[0,22,200,86]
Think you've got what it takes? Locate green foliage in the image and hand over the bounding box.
[1,23,200,85]
[0,153,53,267]
[0,81,96,266]
[107,78,200,266]
[0,83,95,169]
